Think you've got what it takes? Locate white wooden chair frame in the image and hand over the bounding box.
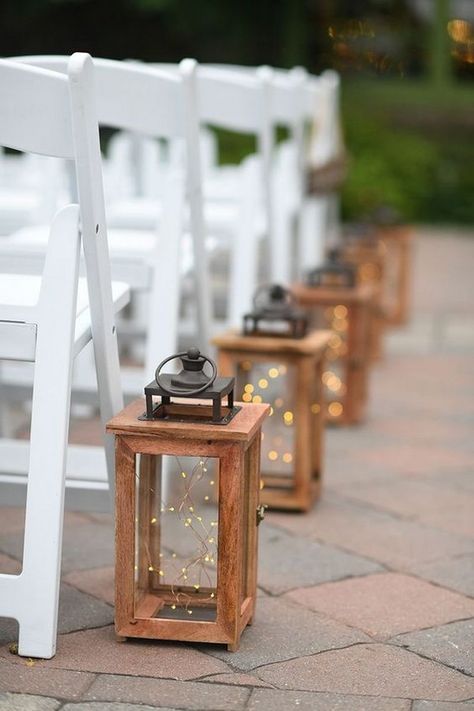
[0,55,128,658]
[4,55,212,364]
[297,69,343,274]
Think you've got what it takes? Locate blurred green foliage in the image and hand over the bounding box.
[341,111,438,221]
[341,80,474,224]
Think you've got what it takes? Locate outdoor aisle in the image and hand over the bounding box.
[0,228,473,710]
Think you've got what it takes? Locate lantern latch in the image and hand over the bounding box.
[256,504,267,526]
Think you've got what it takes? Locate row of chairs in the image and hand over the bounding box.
[0,54,343,658]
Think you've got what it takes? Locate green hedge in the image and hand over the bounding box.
[341,82,474,225]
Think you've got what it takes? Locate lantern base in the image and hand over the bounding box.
[260,472,322,512]
[138,402,241,426]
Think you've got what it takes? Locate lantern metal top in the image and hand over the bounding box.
[140,348,240,425]
[243,284,308,339]
[306,248,356,289]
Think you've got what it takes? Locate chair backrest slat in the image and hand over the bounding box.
[0,60,74,158]
[196,68,266,134]
[12,56,185,139]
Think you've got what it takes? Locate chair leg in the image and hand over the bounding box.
[228,163,261,329]
[18,344,74,657]
[298,196,328,277]
[15,205,80,658]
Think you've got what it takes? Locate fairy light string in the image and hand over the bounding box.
[136,453,218,617]
[239,362,298,469]
[321,303,350,420]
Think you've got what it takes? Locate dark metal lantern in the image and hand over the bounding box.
[243,284,308,339]
[306,248,356,289]
[140,348,239,424]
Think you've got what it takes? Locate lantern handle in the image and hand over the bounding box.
[253,283,294,310]
[155,350,218,397]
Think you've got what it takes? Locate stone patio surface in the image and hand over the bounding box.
[1,227,473,710]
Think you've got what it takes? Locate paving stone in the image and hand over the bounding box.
[257,524,382,594]
[444,316,474,348]
[204,595,369,671]
[429,470,474,495]
[413,702,474,710]
[339,476,474,538]
[63,704,177,711]
[392,619,474,675]
[202,673,271,688]
[0,619,18,647]
[270,497,474,571]
[418,507,474,538]
[0,522,114,573]
[265,495,364,540]
[0,693,60,711]
[351,444,474,477]
[341,479,474,531]
[324,461,400,488]
[0,625,231,681]
[286,573,474,639]
[247,688,411,710]
[256,643,474,700]
[0,507,25,535]
[63,567,114,606]
[51,522,115,573]
[369,416,474,446]
[0,553,21,575]
[411,554,474,597]
[57,583,113,633]
[84,674,249,710]
[0,658,94,700]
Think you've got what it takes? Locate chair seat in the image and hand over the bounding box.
[0,222,227,280]
[0,274,129,324]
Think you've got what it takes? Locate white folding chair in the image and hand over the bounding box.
[297,69,344,274]
[195,63,309,286]
[195,65,274,326]
[104,61,274,330]
[0,54,129,658]
[1,55,211,387]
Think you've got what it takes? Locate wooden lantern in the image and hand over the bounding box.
[339,231,387,361]
[214,314,331,512]
[377,225,413,326]
[293,256,374,426]
[107,349,269,651]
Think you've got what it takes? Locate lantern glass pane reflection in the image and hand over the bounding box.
[134,453,219,622]
[236,360,296,482]
[308,305,350,420]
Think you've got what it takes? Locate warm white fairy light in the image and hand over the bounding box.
[138,454,219,617]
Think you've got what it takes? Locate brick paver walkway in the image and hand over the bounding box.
[1,227,473,710]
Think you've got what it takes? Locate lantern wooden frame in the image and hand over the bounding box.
[107,398,269,651]
[213,330,331,512]
[340,238,386,361]
[378,225,413,326]
[292,283,373,425]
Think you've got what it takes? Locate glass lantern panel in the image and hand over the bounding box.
[134,453,219,622]
[309,304,349,422]
[236,359,296,487]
